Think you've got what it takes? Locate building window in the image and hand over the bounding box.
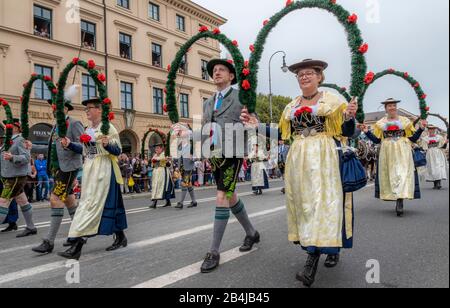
[201,60,209,81]
[34,64,53,100]
[81,20,96,50]
[180,93,189,118]
[120,33,132,59]
[117,0,130,9]
[121,82,133,110]
[82,73,97,101]
[153,88,164,115]
[179,54,188,74]
[33,5,52,39]
[152,43,162,67]
[176,15,185,32]
[149,2,160,21]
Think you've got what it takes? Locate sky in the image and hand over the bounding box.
[192,0,450,128]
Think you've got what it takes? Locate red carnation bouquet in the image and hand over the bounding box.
[386,125,400,132]
[294,106,313,118]
[80,134,92,144]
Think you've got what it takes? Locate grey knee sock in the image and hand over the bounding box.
[230,199,256,237]
[210,207,230,254]
[188,188,196,203]
[20,204,35,230]
[67,206,77,220]
[45,208,64,244]
[0,207,8,224]
[179,189,188,203]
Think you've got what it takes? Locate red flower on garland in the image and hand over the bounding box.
[244,60,250,67]
[421,94,427,100]
[424,106,430,112]
[404,72,409,78]
[347,14,358,24]
[295,106,313,118]
[364,72,375,84]
[232,40,239,47]
[388,68,395,73]
[167,64,171,72]
[199,25,209,33]
[387,125,400,132]
[5,124,13,130]
[72,58,79,65]
[286,0,294,6]
[413,82,420,88]
[103,98,112,105]
[87,60,96,69]
[249,45,255,53]
[330,0,337,4]
[242,80,251,90]
[341,87,347,92]
[98,73,106,82]
[52,104,57,111]
[358,43,369,54]
[212,28,221,35]
[31,73,38,77]
[108,112,115,121]
[163,104,168,113]
[242,68,250,76]
[80,134,92,144]
[1,99,8,107]
[51,88,58,94]
[163,88,167,94]
[263,20,269,26]
[43,75,52,81]
[23,83,28,88]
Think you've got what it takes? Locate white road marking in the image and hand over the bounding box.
[0,206,285,286]
[132,247,258,288]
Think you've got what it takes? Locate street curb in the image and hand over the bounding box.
[30,179,283,210]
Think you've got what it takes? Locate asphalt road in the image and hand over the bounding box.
[0,179,448,288]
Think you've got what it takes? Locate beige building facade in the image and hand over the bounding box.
[0,0,225,154]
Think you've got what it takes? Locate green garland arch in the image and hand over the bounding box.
[166,30,245,123]
[360,69,429,120]
[20,74,57,139]
[320,83,352,102]
[141,128,170,158]
[248,0,368,122]
[0,97,15,151]
[56,58,112,137]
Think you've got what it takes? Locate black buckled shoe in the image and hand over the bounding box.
[63,239,76,247]
[324,254,340,268]
[175,202,184,209]
[239,231,260,252]
[162,200,172,208]
[187,202,198,208]
[32,240,54,254]
[200,252,220,273]
[396,199,404,217]
[58,238,86,260]
[16,228,38,238]
[1,222,18,233]
[296,253,321,288]
[106,232,128,252]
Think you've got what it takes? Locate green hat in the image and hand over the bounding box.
[381,98,401,105]
[288,59,328,74]
[149,132,164,148]
[207,59,237,85]
[82,97,102,106]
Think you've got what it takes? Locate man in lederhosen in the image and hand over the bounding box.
[172,59,260,273]
[32,87,84,254]
[0,119,37,238]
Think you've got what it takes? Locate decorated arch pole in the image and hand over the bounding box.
[248,0,369,122]
[361,69,430,120]
[166,28,246,123]
[20,74,58,139]
[0,97,15,151]
[55,58,112,137]
[320,83,352,102]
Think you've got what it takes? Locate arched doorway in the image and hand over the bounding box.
[29,123,53,155]
[119,130,138,155]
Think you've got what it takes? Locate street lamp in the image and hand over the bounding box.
[269,51,289,123]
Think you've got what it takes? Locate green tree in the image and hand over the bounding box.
[255,93,292,124]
